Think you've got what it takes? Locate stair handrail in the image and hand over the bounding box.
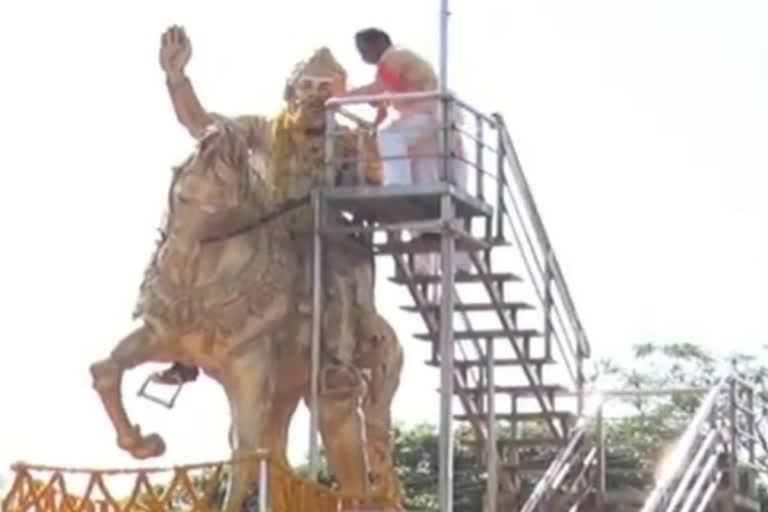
[640,375,764,512]
[492,114,591,402]
[520,411,600,512]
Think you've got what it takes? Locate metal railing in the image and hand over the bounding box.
[520,405,603,512]
[640,376,765,512]
[324,93,591,403]
[322,90,594,511]
[493,114,591,414]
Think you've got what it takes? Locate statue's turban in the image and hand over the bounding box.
[284,47,347,99]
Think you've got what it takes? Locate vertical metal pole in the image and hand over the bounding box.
[356,130,366,185]
[577,333,586,418]
[486,336,498,512]
[439,0,449,91]
[437,4,455,511]
[475,115,485,200]
[747,385,756,464]
[309,190,324,478]
[495,127,506,242]
[543,250,553,368]
[510,396,519,489]
[312,102,334,479]
[728,379,738,512]
[258,456,268,512]
[438,0,450,183]
[596,403,606,506]
[438,194,456,512]
[325,107,337,185]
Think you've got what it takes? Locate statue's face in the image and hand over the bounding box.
[290,72,344,128]
[293,74,336,102]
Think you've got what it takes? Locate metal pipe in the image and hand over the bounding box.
[679,453,719,512]
[485,335,498,512]
[747,385,756,464]
[570,387,709,399]
[438,0,450,185]
[453,124,499,152]
[324,108,336,186]
[439,98,451,183]
[326,90,446,107]
[355,131,366,184]
[308,191,324,478]
[543,251,553,368]
[495,127,505,241]
[322,219,443,235]
[665,430,718,511]
[520,426,590,512]
[596,403,606,505]
[258,456,268,512]
[728,379,738,512]
[438,193,456,512]
[451,96,498,127]
[693,473,723,512]
[439,0,449,97]
[475,114,485,201]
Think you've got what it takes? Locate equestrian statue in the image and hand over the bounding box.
[89,25,403,512]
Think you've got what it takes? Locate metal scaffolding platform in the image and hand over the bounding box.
[305,88,592,512]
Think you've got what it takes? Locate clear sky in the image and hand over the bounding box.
[0,0,766,490]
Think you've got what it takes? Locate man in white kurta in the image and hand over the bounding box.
[342,27,472,278]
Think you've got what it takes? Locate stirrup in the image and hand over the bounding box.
[137,372,184,409]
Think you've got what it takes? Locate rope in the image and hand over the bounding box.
[200,194,310,244]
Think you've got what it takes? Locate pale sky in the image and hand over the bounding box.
[0,0,766,492]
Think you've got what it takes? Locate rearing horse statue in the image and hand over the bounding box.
[88,120,403,512]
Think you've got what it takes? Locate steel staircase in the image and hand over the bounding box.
[320,91,592,510]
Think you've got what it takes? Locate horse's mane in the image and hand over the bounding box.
[136,118,275,311]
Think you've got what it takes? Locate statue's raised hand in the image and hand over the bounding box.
[159,25,191,76]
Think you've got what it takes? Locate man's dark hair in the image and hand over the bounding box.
[355,28,392,47]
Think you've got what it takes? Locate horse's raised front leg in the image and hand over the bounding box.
[222,350,275,512]
[89,325,169,459]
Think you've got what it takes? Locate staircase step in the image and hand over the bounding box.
[503,459,554,474]
[425,356,555,368]
[454,384,568,397]
[402,300,533,313]
[415,328,541,342]
[466,437,566,450]
[454,411,573,423]
[390,272,522,286]
[375,235,498,255]
[500,437,567,449]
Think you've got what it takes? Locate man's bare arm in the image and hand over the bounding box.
[159,26,213,138]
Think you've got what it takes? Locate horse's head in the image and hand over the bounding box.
[169,120,270,241]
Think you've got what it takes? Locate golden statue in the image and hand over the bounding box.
[89,25,402,512]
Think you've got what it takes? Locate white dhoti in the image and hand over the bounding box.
[376,108,473,284]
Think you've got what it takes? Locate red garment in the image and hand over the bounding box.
[376,63,406,92]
